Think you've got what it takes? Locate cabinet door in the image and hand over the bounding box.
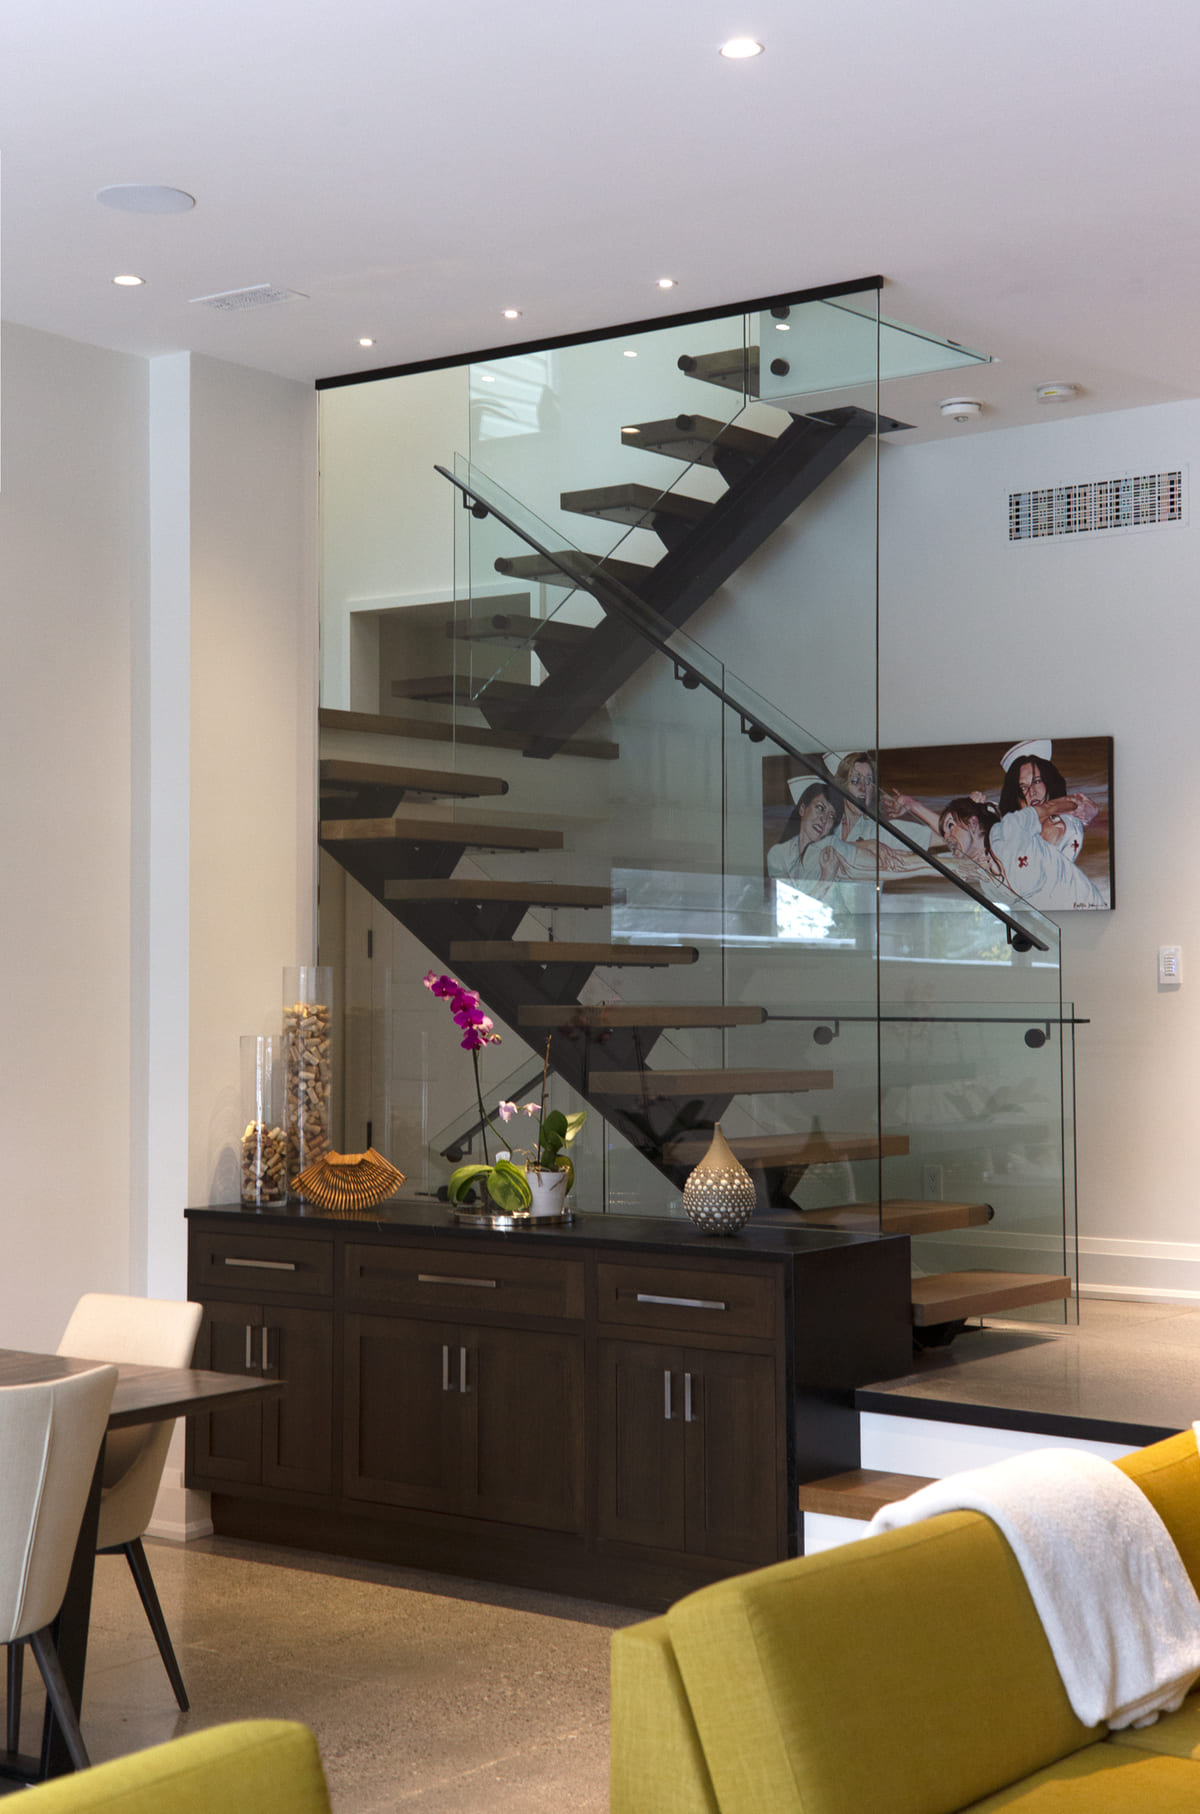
[343,1313,463,1512]
[190,1301,262,1487]
[596,1339,686,1552]
[464,1326,584,1533]
[683,1348,779,1566]
[261,1307,334,1495]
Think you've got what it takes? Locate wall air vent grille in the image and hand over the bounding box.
[190,285,308,311]
[1010,470,1185,542]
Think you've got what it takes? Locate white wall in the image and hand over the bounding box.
[0,324,148,1346]
[0,325,318,1343]
[878,400,1200,1297]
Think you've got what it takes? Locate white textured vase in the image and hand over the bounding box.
[681,1123,756,1234]
[525,1165,570,1219]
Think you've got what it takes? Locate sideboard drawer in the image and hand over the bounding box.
[595,1261,776,1339]
[344,1244,585,1321]
[191,1231,334,1299]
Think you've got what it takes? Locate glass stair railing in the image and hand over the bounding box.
[316,287,1075,1339]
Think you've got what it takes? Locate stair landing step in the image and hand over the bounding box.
[390,676,537,705]
[677,347,761,395]
[797,1469,936,1521]
[666,1131,909,1168]
[449,941,697,966]
[911,1271,1073,1326]
[494,550,651,591]
[518,1003,765,1030]
[559,483,710,528]
[794,1199,995,1236]
[621,413,777,467]
[319,707,619,762]
[320,816,563,853]
[589,1067,834,1096]
[319,759,507,800]
[445,614,593,652]
[385,879,612,908]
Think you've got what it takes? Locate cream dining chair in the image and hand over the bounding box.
[0,1366,118,1771]
[55,1295,205,1711]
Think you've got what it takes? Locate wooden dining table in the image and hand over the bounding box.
[0,1347,284,1785]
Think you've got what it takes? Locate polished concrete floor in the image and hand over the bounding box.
[27,1538,643,1812]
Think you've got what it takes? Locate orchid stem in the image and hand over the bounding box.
[472,1048,491,1165]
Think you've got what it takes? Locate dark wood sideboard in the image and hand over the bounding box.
[185,1203,911,1609]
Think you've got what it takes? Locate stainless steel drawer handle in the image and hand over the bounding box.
[442,1344,453,1392]
[663,1369,673,1421]
[245,1324,254,1370]
[459,1346,469,1393]
[224,1257,297,1272]
[418,1274,498,1289]
[684,1371,696,1424]
[636,1293,727,1312]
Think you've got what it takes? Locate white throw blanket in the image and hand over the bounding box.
[867,1447,1200,1730]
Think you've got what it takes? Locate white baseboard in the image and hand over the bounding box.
[145,1466,213,1543]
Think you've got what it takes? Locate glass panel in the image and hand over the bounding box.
[757,298,989,402]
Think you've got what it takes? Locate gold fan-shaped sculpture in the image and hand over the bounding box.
[292,1147,405,1214]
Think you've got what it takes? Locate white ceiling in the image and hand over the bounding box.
[4,0,1198,436]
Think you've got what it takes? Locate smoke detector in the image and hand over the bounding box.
[940,398,983,423]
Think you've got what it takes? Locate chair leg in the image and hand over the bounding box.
[121,1539,189,1711]
[28,1628,89,1772]
[6,1641,22,1754]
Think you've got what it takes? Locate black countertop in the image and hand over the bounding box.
[186,1198,906,1262]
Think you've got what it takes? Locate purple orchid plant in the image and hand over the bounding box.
[424,981,586,1212]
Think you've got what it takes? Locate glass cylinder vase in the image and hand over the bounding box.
[239,1034,287,1207]
[282,965,333,1201]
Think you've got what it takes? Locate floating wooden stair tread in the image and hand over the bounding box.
[319,759,507,800]
[559,483,710,528]
[796,1470,936,1521]
[320,816,564,852]
[494,550,652,592]
[449,941,698,966]
[518,1003,766,1030]
[384,879,613,908]
[910,1271,1073,1326]
[589,1067,834,1096]
[677,347,761,395]
[390,676,538,705]
[318,707,619,762]
[793,1199,995,1236]
[622,414,778,468]
[445,614,593,653]
[665,1131,909,1167]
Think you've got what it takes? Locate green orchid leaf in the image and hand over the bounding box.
[447,1163,493,1204]
[487,1159,533,1211]
[561,1111,587,1144]
[541,1110,569,1141]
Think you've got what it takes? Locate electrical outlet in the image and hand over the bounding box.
[922,1163,943,1199]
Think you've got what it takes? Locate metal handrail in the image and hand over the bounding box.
[435,462,1051,952]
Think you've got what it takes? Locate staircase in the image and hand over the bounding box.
[317,316,1076,1342]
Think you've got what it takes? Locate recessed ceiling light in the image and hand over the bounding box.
[97,184,195,214]
[719,37,764,58]
[774,322,790,331]
[623,349,638,358]
[112,273,145,286]
[502,309,522,319]
[1035,382,1080,403]
[657,278,677,290]
[358,338,375,347]
[621,425,640,435]
[479,374,496,383]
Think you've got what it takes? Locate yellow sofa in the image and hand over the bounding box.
[21,1720,331,1812]
[611,1431,1200,1813]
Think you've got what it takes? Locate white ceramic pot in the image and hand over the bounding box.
[525,1165,570,1218]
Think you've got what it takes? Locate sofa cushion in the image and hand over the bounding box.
[21,1720,331,1813]
[1107,1688,1200,1760]
[963,1745,1200,1809]
[610,1615,720,1814]
[666,1510,1100,1814]
[1116,1431,1200,1595]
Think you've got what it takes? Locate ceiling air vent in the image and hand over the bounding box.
[190,285,308,312]
[1009,470,1185,542]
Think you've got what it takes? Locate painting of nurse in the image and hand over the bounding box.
[763,736,1114,910]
